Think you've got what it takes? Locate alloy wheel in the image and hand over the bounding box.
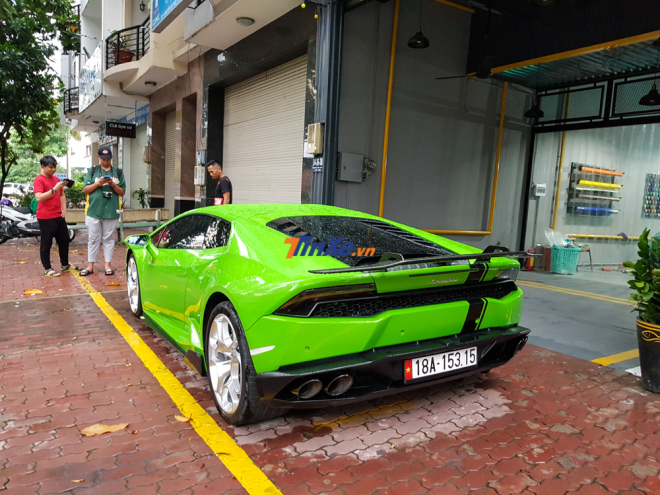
[208,314,242,414]
[127,257,140,313]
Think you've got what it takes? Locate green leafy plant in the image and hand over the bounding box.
[131,187,150,209]
[65,182,86,208]
[108,30,132,51]
[18,191,34,208]
[624,228,660,324]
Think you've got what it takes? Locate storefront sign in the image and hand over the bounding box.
[152,0,188,33]
[79,43,102,111]
[107,121,137,138]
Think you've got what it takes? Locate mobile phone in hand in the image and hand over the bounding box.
[64,179,75,188]
[103,175,111,180]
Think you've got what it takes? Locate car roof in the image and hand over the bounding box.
[190,204,376,223]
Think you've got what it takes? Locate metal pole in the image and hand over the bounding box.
[312,0,344,205]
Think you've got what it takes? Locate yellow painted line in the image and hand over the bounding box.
[517,280,634,306]
[73,275,280,495]
[592,349,639,366]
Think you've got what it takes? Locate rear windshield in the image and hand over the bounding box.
[267,216,454,267]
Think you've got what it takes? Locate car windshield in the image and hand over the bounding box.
[267,216,455,267]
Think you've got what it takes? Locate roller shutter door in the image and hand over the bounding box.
[164,111,176,216]
[223,56,306,204]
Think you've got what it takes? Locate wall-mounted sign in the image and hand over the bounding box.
[107,121,137,138]
[79,43,102,111]
[119,104,150,127]
[152,0,188,33]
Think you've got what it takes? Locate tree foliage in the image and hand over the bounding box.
[0,0,79,196]
[5,125,70,184]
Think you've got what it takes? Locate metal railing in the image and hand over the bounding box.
[105,17,150,70]
[63,87,79,115]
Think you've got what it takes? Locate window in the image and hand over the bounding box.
[156,215,231,250]
[267,216,453,267]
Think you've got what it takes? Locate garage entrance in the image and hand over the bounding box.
[222,56,307,204]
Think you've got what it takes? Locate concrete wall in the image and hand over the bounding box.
[336,0,532,251]
[525,123,660,266]
[149,52,204,214]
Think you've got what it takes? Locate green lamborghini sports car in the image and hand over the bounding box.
[124,204,530,425]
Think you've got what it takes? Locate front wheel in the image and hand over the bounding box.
[126,255,143,317]
[68,229,75,242]
[0,235,8,245]
[205,301,286,425]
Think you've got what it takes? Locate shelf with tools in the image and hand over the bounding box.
[566,162,622,216]
[643,173,660,218]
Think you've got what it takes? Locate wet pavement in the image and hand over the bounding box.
[2,235,660,494]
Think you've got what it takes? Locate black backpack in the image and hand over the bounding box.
[91,165,124,181]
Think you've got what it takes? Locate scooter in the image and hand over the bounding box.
[0,204,76,245]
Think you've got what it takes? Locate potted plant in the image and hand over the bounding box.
[131,188,150,209]
[624,227,660,393]
[108,30,134,65]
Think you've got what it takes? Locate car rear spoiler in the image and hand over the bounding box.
[309,245,536,274]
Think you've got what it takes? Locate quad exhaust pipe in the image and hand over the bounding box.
[291,375,354,399]
[326,375,353,396]
[291,379,322,399]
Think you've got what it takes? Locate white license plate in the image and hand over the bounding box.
[405,347,478,381]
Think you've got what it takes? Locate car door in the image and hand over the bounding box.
[180,216,233,353]
[141,214,218,346]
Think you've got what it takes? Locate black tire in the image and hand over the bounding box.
[35,235,41,243]
[0,235,8,245]
[68,229,76,242]
[205,301,287,426]
[126,254,143,317]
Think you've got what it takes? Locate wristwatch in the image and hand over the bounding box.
[51,188,56,195]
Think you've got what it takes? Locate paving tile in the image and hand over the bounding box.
[4,237,660,495]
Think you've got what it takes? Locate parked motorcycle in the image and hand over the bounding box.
[0,204,76,245]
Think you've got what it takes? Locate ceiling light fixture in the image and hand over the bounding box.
[144,81,157,87]
[408,0,429,49]
[525,64,545,120]
[236,17,255,26]
[640,42,660,106]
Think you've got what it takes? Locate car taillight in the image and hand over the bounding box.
[275,284,377,317]
[495,268,519,282]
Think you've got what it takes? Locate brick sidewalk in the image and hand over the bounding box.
[2,239,660,494]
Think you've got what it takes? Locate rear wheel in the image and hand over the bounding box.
[205,301,286,425]
[0,236,8,245]
[68,229,75,242]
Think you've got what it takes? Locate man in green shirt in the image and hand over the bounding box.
[80,146,126,276]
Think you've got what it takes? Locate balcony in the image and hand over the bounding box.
[104,13,196,97]
[63,87,80,117]
[105,17,151,70]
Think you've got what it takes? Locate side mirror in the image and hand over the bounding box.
[146,240,158,258]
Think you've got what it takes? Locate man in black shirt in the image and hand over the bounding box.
[206,159,232,205]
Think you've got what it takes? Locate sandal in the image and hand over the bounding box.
[62,265,79,273]
[79,269,94,276]
[105,269,115,276]
[44,269,61,277]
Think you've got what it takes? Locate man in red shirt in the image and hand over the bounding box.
[33,156,76,277]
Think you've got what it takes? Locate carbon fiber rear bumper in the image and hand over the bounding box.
[255,325,530,408]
